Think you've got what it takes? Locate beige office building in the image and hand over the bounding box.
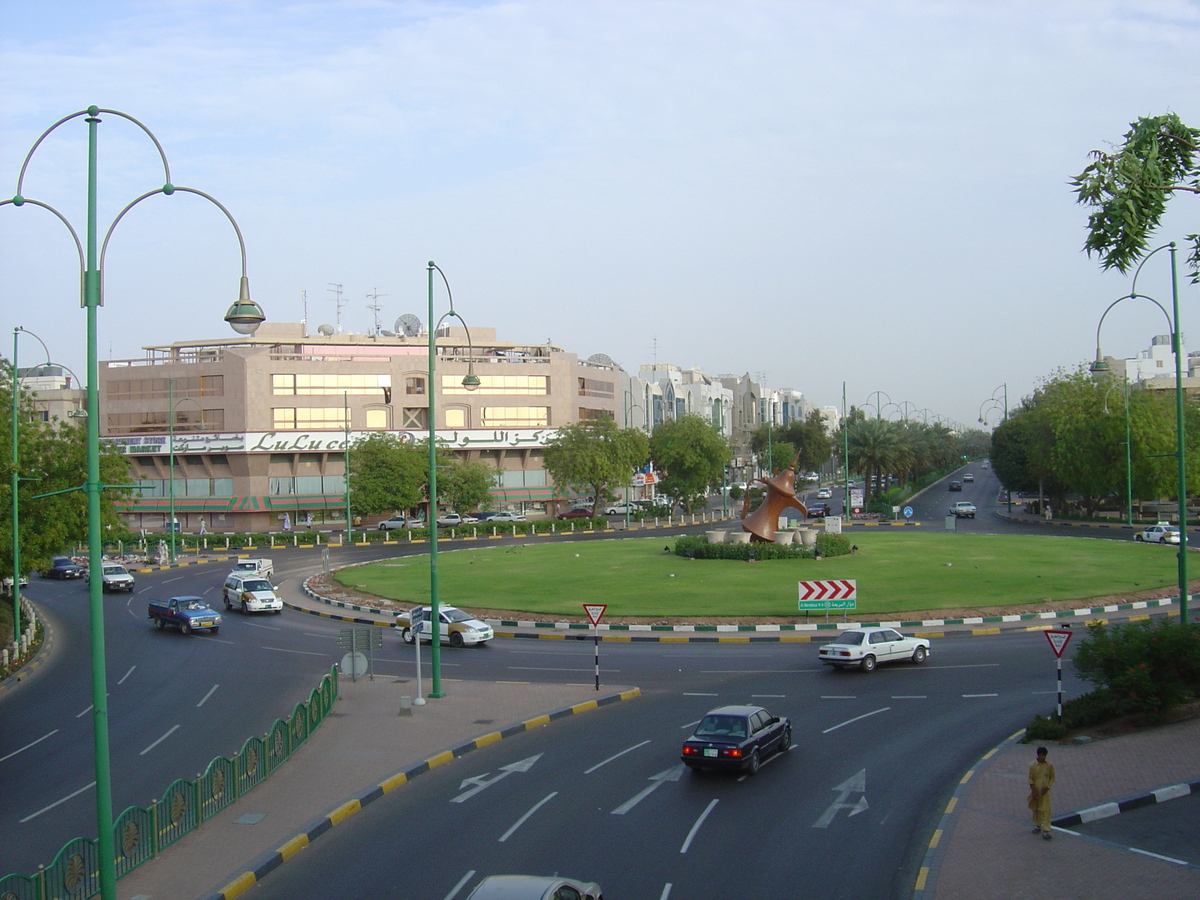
[101,322,621,533]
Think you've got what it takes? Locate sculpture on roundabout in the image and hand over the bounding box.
[740,453,809,542]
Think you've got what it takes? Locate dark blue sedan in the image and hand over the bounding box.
[681,705,792,775]
[44,556,85,579]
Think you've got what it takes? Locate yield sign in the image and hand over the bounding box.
[1045,630,1072,658]
[583,604,607,626]
[798,580,857,602]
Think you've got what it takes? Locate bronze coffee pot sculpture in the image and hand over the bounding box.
[741,454,809,542]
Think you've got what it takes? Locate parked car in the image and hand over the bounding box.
[807,502,831,518]
[963,473,975,483]
[816,487,833,499]
[818,627,931,672]
[86,563,135,593]
[556,508,594,520]
[466,875,602,900]
[1135,523,1181,544]
[949,501,977,518]
[948,481,963,491]
[1,574,30,597]
[487,511,527,523]
[394,604,493,647]
[436,513,478,527]
[602,503,636,515]
[44,556,86,579]
[378,515,420,530]
[681,704,791,775]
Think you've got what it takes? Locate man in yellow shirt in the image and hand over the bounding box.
[1028,746,1056,840]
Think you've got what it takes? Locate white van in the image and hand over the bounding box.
[223,573,283,614]
[230,558,274,577]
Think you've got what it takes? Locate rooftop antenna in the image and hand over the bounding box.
[300,289,308,336]
[328,282,345,333]
[366,287,386,335]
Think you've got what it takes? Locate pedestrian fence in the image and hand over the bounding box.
[0,665,339,900]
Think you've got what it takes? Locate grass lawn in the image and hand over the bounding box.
[334,532,1184,618]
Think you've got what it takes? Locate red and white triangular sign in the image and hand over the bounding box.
[583,604,607,626]
[1045,629,1072,658]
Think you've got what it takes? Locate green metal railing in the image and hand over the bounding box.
[1,665,338,899]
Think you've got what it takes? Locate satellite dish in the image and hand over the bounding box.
[587,353,618,368]
[396,314,423,337]
[317,324,335,336]
[380,329,395,337]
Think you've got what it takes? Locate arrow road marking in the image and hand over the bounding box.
[611,764,686,815]
[451,753,543,803]
[813,769,869,828]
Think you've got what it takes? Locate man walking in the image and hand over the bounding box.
[1028,746,1056,839]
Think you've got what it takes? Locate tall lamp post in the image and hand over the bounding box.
[978,383,1010,513]
[1,107,264,900]
[1101,375,1133,527]
[426,261,480,698]
[166,380,204,563]
[863,390,892,421]
[1090,243,1188,625]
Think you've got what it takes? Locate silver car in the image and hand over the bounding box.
[1135,524,1181,544]
[466,875,601,900]
[818,627,931,672]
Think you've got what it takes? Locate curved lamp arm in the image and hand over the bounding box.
[1093,292,1172,370]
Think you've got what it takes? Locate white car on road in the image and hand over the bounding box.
[395,605,493,647]
[818,627,931,672]
[1135,523,1181,544]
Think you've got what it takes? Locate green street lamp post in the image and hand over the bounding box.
[864,390,892,421]
[2,107,264,900]
[978,384,1010,513]
[1090,243,1188,625]
[166,380,204,563]
[426,262,480,698]
[344,391,352,542]
[1101,374,1134,527]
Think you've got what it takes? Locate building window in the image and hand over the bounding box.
[444,407,467,428]
[578,378,615,398]
[365,408,389,429]
[107,375,223,401]
[481,407,550,427]
[402,408,428,429]
[578,408,613,421]
[442,374,549,395]
[406,376,426,395]
[272,374,391,395]
[272,408,349,429]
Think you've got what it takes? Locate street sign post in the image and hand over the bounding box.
[583,604,607,690]
[337,627,382,682]
[798,580,857,621]
[1045,629,1073,717]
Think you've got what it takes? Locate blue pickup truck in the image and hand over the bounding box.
[148,596,222,635]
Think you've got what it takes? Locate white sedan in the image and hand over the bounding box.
[818,627,931,672]
[394,605,493,647]
[1135,524,1181,544]
[816,487,833,499]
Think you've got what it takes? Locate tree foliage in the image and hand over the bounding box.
[749,411,833,477]
[1073,112,1200,280]
[649,414,729,513]
[440,459,496,514]
[347,433,426,516]
[0,362,132,581]
[543,420,649,509]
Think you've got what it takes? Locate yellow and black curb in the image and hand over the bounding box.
[204,686,640,900]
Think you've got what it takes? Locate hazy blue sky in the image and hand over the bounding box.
[2,0,1198,427]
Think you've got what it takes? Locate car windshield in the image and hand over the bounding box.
[444,608,474,623]
[695,715,748,738]
[243,579,272,592]
[835,631,865,645]
[178,599,203,610]
[103,566,126,575]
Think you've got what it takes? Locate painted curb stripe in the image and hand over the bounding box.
[206,686,641,900]
[1052,778,1200,828]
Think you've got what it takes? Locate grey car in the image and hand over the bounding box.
[465,875,602,900]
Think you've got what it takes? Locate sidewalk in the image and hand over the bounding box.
[116,678,637,900]
[917,715,1200,900]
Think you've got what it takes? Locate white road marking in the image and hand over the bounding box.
[76,705,93,718]
[498,791,557,842]
[892,695,927,699]
[659,884,672,900]
[814,769,869,828]
[680,719,703,730]
[680,799,719,853]
[117,666,136,685]
[262,647,332,657]
[452,754,542,803]
[683,692,718,696]
[241,621,283,631]
[1128,847,1188,865]
[0,729,58,763]
[19,781,95,822]
[585,740,650,775]
[196,684,219,708]
[822,695,856,699]
[163,575,185,584]
[962,693,999,698]
[823,707,891,734]
[441,870,475,900]
[140,725,180,755]
[506,665,616,672]
[612,764,685,815]
[751,694,786,698]
[699,669,811,674]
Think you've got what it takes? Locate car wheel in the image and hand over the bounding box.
[401,627,413,644]
[449,631,465,648]
[780,726,792,751]
[241,600,248,615]
[746,749,761,776]
[181,622,191,635]
[860,654,877,673]
[912,646,927,664]
[224,597,233,610]
[211,626,219,633]
[1135,534,1143,541]
[155,618,164,630]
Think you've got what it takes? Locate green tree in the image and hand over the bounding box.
[749,411,833,478]
[347,433,426,516]
[440,459,496,514]
[1073,113,1200,279]
[543,420,649,510]
[650,414,730,513]
[846,418,912,505]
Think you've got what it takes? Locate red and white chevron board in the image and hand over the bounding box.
[797,579,857,601]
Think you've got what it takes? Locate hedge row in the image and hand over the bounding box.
[673,532,852,561]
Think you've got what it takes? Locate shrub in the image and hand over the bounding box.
[1024,689,1123,741]
[816,533,852,557]
[673,533,852,561]
[1073,618,1200,719]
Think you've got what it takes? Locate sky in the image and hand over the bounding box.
[2,0,1199,429]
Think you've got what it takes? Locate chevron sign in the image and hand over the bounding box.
[798,580,857,610]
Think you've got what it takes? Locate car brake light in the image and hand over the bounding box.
[682,745,696,755]
[726,748,742,758]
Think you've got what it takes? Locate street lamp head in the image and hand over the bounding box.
[224,276,265,334]
[462,363,481,392]
[1089,355,1110,374]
